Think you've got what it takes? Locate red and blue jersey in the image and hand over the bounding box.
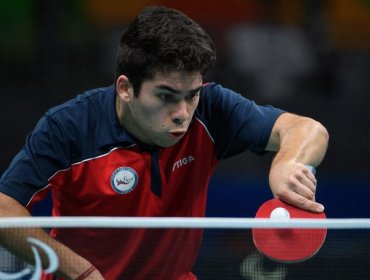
[0,83,284,279]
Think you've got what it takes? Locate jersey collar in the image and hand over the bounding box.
[97,84,137,150]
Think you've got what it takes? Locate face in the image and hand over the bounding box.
[116,70,203,147]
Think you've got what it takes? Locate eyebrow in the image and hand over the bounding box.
[155,85,203,95]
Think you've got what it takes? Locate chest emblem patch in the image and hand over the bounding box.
[110,167,138,194]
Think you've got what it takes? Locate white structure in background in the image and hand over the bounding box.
[0,237,59,280]
[228,25,316,100]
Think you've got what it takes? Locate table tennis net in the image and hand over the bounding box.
[0,217,370,280]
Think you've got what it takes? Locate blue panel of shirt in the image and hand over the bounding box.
[196,83,284,159]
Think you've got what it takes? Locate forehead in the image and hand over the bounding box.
[148,70,203,89]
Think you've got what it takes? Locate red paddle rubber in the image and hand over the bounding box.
[252,198,327,263]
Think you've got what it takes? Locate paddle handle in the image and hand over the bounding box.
[306,165,316,175]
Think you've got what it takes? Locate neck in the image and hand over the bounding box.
[115,96,154,146]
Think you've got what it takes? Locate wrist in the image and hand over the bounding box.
[74,265,97,280]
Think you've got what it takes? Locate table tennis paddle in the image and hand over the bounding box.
[252,198,327,263]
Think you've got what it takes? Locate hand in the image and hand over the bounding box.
[269,162,325,213]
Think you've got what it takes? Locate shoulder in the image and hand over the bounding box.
[38,85,116,140]
[46,85,114,122]
[196,82,285,158]
[200,82,241,100]
[198,82,254,111]
[24,85,118,165]
[196,82,254,124]
[198,82,283,118]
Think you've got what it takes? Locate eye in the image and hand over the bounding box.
[158,94,175,103]
[186,91,200,101]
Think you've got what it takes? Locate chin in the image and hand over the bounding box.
[155,138,179,148]
[156,142,177,148]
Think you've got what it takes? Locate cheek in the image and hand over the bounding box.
[134,100,168,128]
[186,99,199,118]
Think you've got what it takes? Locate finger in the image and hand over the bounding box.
[279,191,325,213]
[296,171,317,194]
[288,176,315,201]
[303,166,317,186]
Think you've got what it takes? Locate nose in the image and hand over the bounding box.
[171,100,189,125]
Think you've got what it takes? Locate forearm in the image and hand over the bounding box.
[0,193,96,279]
[0,228,93,279]
[266,113,329,212]
[269,114,329,167]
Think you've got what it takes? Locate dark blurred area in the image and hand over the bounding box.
[1,0,369,205]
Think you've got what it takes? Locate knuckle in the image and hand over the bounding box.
[306,192,315,200]
[276,190,288,200]
[298,198,308,209]
[287,176,296,186]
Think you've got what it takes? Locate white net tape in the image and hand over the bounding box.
[1,217,370,279]
[0,217,369,229]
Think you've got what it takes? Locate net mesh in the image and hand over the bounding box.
[0,218,369,280]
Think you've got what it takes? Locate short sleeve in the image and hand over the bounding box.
[196,83,284,159]
[0,115,71,205]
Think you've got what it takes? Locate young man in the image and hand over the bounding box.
[0,6,328,280]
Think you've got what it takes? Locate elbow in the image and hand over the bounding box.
[314,119,329,145]
[305,117,329,153]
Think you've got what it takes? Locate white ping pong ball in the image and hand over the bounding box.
[270,207,290,219]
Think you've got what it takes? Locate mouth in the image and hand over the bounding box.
[167,131,186,139]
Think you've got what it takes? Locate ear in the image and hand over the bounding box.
[116,75,132,103]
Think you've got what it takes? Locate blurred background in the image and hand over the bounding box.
[0,0,369,216]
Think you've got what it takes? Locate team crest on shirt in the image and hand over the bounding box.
[110,167,138,194]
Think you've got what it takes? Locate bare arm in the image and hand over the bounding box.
[0,192,104,279]
[266,112,329,212]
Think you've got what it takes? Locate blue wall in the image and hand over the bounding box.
[206,173,370,218]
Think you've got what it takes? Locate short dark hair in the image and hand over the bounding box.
[115,6,216,96]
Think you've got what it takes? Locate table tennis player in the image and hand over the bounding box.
[0,5,329,280]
